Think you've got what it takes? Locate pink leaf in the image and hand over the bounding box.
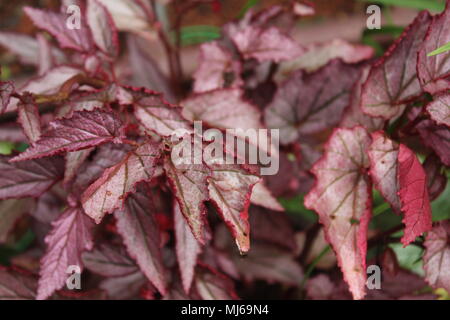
[0,156,64,200]
[207,162,260,254]
[304,127,372,300]
[17,99,41,145]
[194,267,238,300]
[83,244,138,277]
[416,120,450,166]
[426,93,450,127]
[418,2,450,94]
[0,199,33,243]
[37,33,53,76]
[174,201,201,294]
[250,180,284,211]
[423,153,447,201]
[11,109,125,162]
[361,11,432,119]
[0,268,37,300]
[397,144,433,246]
[81,140,161,223]
[0,81,14,115]
[231,26,303,62]
[24,6,93,52]
[423,221,450,292]
[87,0,119,57]
[37,207,94,300]
[114,188,167,295]
[130,88,192,137]
[192,41,242,93]
[266,60,361,144]
[163,146,210,244]
[368,131,401,213]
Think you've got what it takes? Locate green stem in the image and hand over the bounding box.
[299,245,331,291]
[373,202,391,217]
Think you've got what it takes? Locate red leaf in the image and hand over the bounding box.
[0,156,64,200]
[163,147,210,244]
[24,7,94,52]
[0,199,33,243]
[426,93,450,128]
[361,11,432,119]
[192,42,242,93]
[423,221,450,292]
[17,100,41,145]
[81,140,161,223]
[231,26,303,63]
[0,81,14,115]
[37,207,94,300]
[130,88,192,137]
[194,267,238,300]
[368,131,401,213]
[397,144,433,246]
[207,162,260,254]
[100,271,147,300]
[265,59,361,145]
[82,244,138,277]
[63,148,94,184]
[416,120,450,166]
[418,2,450,94]
[87,0,119,57]
[174,201,201,294]
[113,188,167,295]
[11,109,125,162]
[304,127,372,300]
[0,268,37,300]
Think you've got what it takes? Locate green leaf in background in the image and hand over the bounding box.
[0,65,11,81]
[171,25,221,46]
[0,230,35,265]
[362,25,404,56]
[0,141,14,155]
[432,181,450,221]
[389,243,424,276]
[278,195,318,224]
[428,41,450,56]
[356,0,446,12]
[237,0,261,18]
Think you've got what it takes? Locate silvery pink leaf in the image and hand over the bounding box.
[195,267,238,300]
[11,109,125,162]
[163,146,210,244]
[416,120,450,166]
[418,2,450,94]
[17,99,41,145]
[36,207,94,300]
[0,32,65,66]
[0,268,37,300]
[277,39,374,80]
[36,33,53,76]
[340,67,384,132]
[361,11,431,119]
[0,81,14,114]
[426,93,450,127]
[265,59,361,145]
[127,35,175,103]
[368,131,401,213]
[130,88,192,137]
[0,156,64,200]
[24,6,94,52]
[250,180,284,211]
[304,127,372,300]
[423,221,450,292]
[83,244,138,277]
[87,0,119,57]
[174,201,201,294]
[96,0,154,36]
[193,41,242,93]
[114,188,167,295]
[231,26,303,63]
[397,144,433,246]
[64,148,94,184]
[207,162,260,254]
[293,1,315,16]
[81,140,161,223]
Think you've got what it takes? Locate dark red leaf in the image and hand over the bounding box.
[423,153,447,201]
[17,100,41,145]
[64,148,94,184]
[0,199,33,243]
[426,93,450,128]
[0,268,37,300]
[0,81,14,115]
[416,120,450,166]
[82,244,138,277]
[194,267,238,300]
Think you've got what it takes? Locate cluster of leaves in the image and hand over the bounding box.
[0,0,449,300]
